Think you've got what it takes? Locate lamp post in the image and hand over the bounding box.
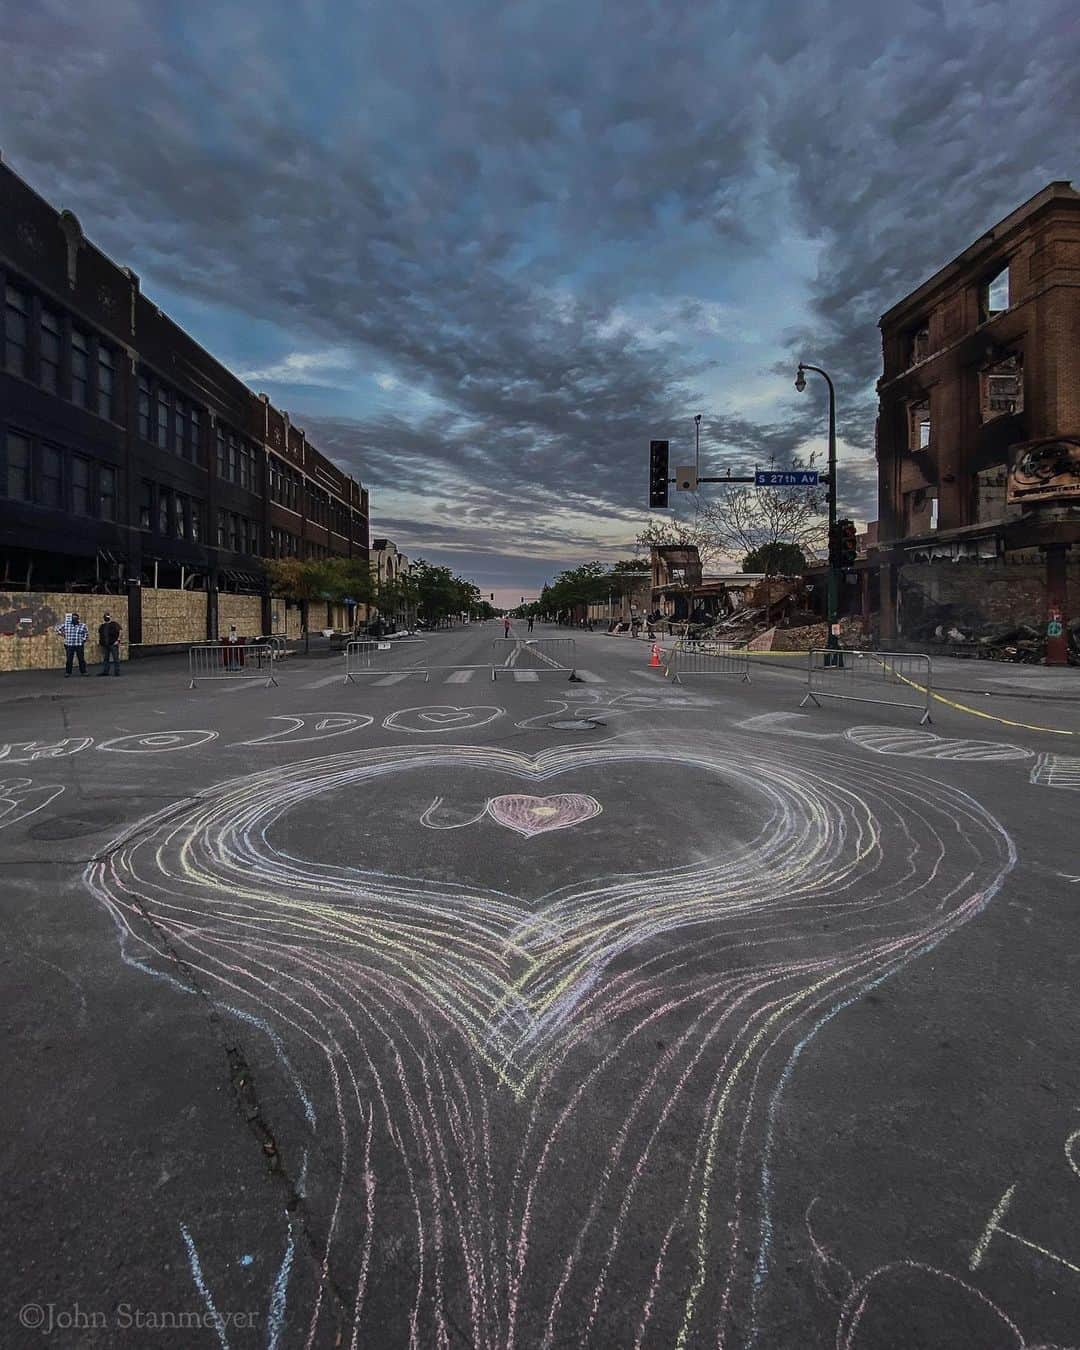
[795,362,839,650]
[694,413,702,479]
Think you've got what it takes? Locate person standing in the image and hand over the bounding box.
[503,615,511,638]
[98,610,122,676]
[527,615,534,633]
[55,612,89,677]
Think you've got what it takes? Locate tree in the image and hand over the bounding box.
[741,541,807,575]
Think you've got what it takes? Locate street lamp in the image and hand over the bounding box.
[795,361,839,649]
[694,413,702,477]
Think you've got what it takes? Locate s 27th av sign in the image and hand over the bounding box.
[755,470,819,487]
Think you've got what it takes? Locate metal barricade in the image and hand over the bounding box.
[189,642,279,688]
[800,649,932,723]
[343,639,380,684]
[667,640,750,684]
[491,638,577,679]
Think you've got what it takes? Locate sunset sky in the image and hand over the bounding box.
[5,0,1078,599]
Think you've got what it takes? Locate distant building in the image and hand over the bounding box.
[875,181,1080,661]
[0,154,369,648]
[370,538,415,626]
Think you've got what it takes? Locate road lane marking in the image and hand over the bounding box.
[574,671,605,683]
[303,672,347,689]
[445,670,475,683]
[513,670,540,682]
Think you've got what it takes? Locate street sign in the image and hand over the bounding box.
[675,464,698,491]
[755,470,819,487]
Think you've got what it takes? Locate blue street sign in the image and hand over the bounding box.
[755,470,819,487]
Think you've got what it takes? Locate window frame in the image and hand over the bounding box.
[5,430,31,501]
[97,343,115,420]
[39,307,61,394]
[71,454,92,516]
[71,328,89,408]
[4,283,29,377]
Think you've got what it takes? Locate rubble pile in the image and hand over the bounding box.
[933,616,1080,664]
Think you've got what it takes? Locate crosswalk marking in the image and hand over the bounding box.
[574,670,605,683]
[303,672,347,689]
[445,669,474,683]
[512,670,540,682]
[372,672,414,686]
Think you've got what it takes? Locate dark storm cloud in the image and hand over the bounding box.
[2,0,1077,579]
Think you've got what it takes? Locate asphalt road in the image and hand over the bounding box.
[2,622,1078,1349]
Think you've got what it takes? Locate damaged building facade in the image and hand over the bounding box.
[875,181,1080,664]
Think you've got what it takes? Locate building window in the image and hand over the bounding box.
[217,508,227,547]
[229,513,241,552]
[99,465,116,521]
[980,354,1023,422]
[189,406,201,464]
[4,284,29,376]
[247,522,260,555]
[157,389,170,449]
[138,375,152,439]
[980,265,1010,322]
[72,455,91,515]
[5,431,30,500]
[97,344,115,419]
[190,499,202,543]
[907,323,929,367]
[39,444,62,508]
[227,432,238,484]
[139,480,153,530]
[216,427,226,479]
[908,399,931,452]
[71,329,89,407]
[174,396,186,454]
[174,492,185,540]
[40,309,61,393]
[158,487,170,535]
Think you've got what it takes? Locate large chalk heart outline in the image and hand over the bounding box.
[86,738,1016,1348]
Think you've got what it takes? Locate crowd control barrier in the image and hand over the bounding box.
[189,642,279,688]
[800,649,932,723]
[667,640,751,684]
[491,638,577,680]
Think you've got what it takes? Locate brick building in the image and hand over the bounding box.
[875,181,1080,663]
[0,154,369,648]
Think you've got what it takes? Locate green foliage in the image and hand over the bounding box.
[741,541,807,575]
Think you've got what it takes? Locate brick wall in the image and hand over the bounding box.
[0,592,129,672]
[898,558,1079,634]
[218,594,264,638]
[140,589,207,646]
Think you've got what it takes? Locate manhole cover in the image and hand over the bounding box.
[28,809,124,840]
[547,720,605,731]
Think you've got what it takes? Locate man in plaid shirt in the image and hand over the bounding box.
[55,612,89,676]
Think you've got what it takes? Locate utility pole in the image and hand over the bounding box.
[795,362,839,652]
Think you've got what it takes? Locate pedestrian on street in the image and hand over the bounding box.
[503,616,511,638]
[98,610,122,676]
[224,624,242,669]
[527,615,534,633]
[55,612,89,677]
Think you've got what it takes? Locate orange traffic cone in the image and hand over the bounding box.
[649,643,662,668]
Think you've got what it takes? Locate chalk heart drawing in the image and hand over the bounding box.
[86,740,1016,1349]
[383,704,503,734]
[487,792,601,838]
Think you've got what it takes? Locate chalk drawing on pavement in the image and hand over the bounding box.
[384,705,504,733]
[86,737,1015,1348]
[97,730,218,754]
[1031,753,1080,790]
[235,714,374,746]
[0,737,93,764]
[421,791,603,837]
[0,778,64,830]
[845,726,1033,761]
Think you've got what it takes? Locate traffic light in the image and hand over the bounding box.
[839,519,858,568]
[649,440,669,508]
[829,519,857,568]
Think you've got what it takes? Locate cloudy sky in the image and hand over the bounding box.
[3,0,1077,603]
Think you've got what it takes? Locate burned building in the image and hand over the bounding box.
[876,181,1080,663]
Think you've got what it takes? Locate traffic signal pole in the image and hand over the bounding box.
[797,363,840,652]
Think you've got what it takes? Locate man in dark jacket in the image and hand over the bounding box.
[98,611,121,676]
